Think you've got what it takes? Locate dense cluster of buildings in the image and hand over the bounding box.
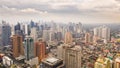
[0,20,120,68]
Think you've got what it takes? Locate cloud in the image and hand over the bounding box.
[0,0,120,14]
[20,8,47,14]
[0,0,120,24]
[0,5,47,16]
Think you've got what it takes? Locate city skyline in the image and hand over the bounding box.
[0,0,120,24]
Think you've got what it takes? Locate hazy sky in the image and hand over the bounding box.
[0,0,120,24]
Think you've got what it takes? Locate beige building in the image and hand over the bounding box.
[94,56,112,68]
[57,44,71,62]
[114,58,120,68]
[114,54,120,68]
[65,46,82,68]
[30,27,38,41]
[64,32,73,44]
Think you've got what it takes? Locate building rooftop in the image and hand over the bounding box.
[42,57,62,66]
[115,57,120,62]
[46,57,59,63]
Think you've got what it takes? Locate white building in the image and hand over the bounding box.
[30,27,38,41]
[93,25,110,42]
[2,56,14,66]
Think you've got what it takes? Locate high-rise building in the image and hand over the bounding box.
[65,46,82,68]
[57,44,69,61]
[102,26,110,41]
[93,26,110,42]
[56,32,63,41]
[85,32,92,43]
[30,20,35,28]
[24,24,30,35]
[64,32,73,44]
[24,36,34,60]
[43,30,50,41]
[30,27,38,41]
[1,21,11,46]
[34,39,47,62]
[11,35,24,57]
[14,23,21,31]
[0,24,2,46]
[14,23,24,38]
[75,22,83,33]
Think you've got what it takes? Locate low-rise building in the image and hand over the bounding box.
[41,57,63,68]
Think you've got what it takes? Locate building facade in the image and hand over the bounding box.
[24,36,34,60]
[11,35,24,57]
[34,39,47,62]
[65,46,81,68]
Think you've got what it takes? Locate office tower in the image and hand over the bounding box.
[65,46,82,68]
[56,32,63,41]
[34,39,47,62]
[85,32,92,43]
[57,44,71,63]
[1,21,11,46]
[43,30,50,41]
[93,27,99,37]
[93,26,110,42]
[94,55,112,68]
[75,22,83,33]
[49,29,55,42]
[14,23,25,40]
[64,32,73,44]
[30,20,35,28]
[30,27,38,41]
[41,57,63,68]
[11,35,24,57]
[102,26,110,41]
[14,23,23,34]
[15,23,21,31]
[0,25,2,46]
[24,36,34,60]
[24,24,30,35]
[68,22,75,33]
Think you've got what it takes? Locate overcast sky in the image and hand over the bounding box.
[0,0,120,24]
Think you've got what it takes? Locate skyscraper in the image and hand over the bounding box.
[85,32,92,43]
[64,32,73,44]
[24,24,31,35]
[24,36,34,60]
[93,25,110,42]
[65,46,82,68]
[34,39,47,62]
[102,26,110,41]
[0,24,2,46]
[11,35,24,57]
[43,30,50,41]
[75,22,83,33]
[1,21,11,46]
[57,44,69,61]
[30,27,38,41]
